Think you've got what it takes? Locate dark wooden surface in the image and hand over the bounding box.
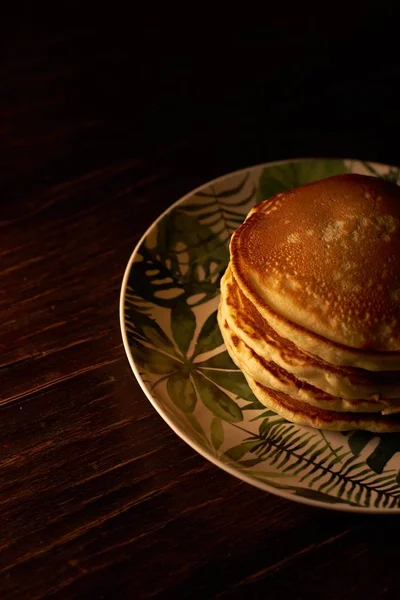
[2,15,400,600]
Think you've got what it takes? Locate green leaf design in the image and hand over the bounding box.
[167,371,197,413]
[224,440,259,462]
[241,416,400,508]
[177,199,216,213]
[130,343,180,375]
[171,299,196,357]
[241,397,265,411]
[197,369,256,403]
[239,458,265,467]
[192,372,243,423]
[220,187,256,208]
[384,167,400,183]
[270,481,358,506]
[290,487,358,505]
[186,413,207,440]
[346,431,400,474]
[192,311,224,358]
[125,307,179,358]
[256,159,348,202]
[347,431,374,456]
[170,409,207,448]
[361,162,400,183]
[129,208,228,310]
[159,210,229,290]
[129,245,185,309]
[196,173,250,199]
[211,417,224,450]
[194,349,237,370]
[181,175,255,235]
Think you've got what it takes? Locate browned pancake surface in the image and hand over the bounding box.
[231,174,400,355]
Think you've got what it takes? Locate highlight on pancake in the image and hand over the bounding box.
[218,174,400,432]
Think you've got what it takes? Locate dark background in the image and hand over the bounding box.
[3,6,399,204]
[1,6,400,600]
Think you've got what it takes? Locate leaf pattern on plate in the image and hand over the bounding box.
[123,158,400,511]
[256,159,349,202]
[182,173,256,235]
[230,414,400,509]
[346,431,400,477]
[211,417,224,451]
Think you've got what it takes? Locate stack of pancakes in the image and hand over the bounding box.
[218,174,400,431]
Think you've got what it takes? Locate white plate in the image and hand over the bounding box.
[120,158,400,512]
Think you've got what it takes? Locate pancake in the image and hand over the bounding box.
[218,307,387,413]
[244,375,400,433]
[230,174,400,370]
[220,264,400,400]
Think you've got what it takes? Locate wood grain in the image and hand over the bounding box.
[1,16,400,600]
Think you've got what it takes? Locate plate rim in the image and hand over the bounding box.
[120,157,400,514]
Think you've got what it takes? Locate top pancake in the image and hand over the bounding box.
[231,174,400,369]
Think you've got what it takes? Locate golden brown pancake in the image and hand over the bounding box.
[230,174,400,370]
[244,375,400,433]
[220,264,400,400]
[220,174,400,431]
[218,306,388,413]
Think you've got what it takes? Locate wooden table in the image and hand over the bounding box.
[2,18,400,600]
